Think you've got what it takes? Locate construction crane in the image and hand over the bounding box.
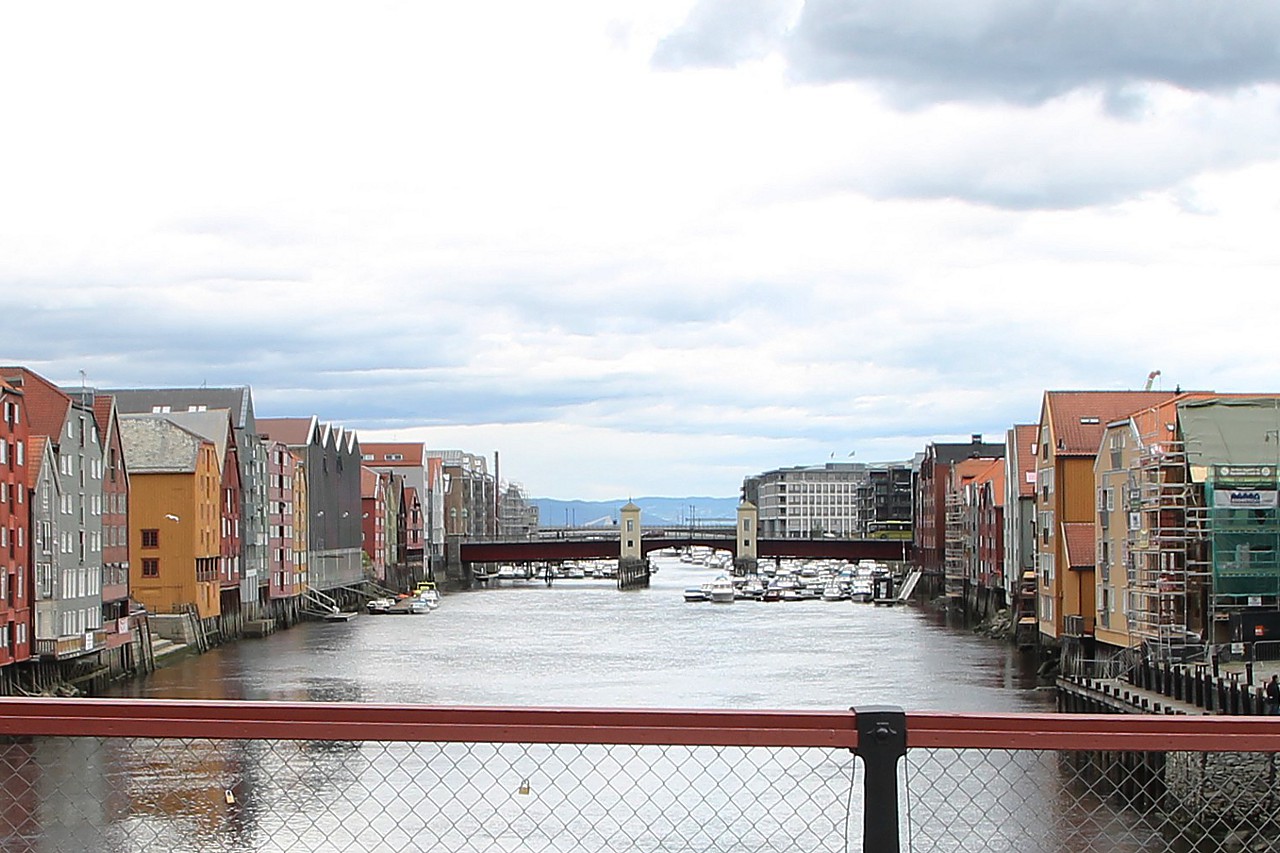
[1144,370,1161,391]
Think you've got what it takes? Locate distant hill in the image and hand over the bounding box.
[532,496,739,528]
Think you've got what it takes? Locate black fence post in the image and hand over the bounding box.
[854,705,908,853]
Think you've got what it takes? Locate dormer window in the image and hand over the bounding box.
[1080,417,1100,424]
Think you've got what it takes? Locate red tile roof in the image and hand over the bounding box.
[1043,391,1178,456]
[92,394,115,441]
[0,367,73,438]
[973,458,1005,507]
[25,437,47,490]
[257,417,316,446]
[361,466,381,498]
[360,442,425,467]
[1062,522,1095,569]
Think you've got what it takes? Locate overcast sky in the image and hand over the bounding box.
[4,1,1280,499]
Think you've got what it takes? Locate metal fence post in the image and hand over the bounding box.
[854,705,907,853]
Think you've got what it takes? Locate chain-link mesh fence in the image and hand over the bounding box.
[2,704,1280,853]
[0,738,860,853]
[904,747,1280,853]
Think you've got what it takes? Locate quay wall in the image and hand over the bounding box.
[1058,671,1279,835]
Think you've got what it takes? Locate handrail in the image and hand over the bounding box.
[4,699,1280,752]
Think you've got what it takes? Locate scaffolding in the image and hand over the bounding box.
[943,491,968,602]
[1126,439,1207,659]
[1198,466,1280,620]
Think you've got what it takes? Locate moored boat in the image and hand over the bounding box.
[708,575,735,604]
[365,597,394,614]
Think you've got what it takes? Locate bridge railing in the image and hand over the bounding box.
[1,699,1279,852]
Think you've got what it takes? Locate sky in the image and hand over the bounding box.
[4,1,1280,500]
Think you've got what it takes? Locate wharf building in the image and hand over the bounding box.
[0,379,32,689]
[1090,395,1280,663]
[942,456,1006,616]
[257,417,364,598]
[744,460,913,541]
[2,368,145,686]
[1004,424,1040,646]
[361,442,439,585]
[109,388,270,622]
[1033,391,1177,656]
[913,436,1005,575]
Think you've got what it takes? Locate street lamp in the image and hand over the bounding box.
[164,514,180,522]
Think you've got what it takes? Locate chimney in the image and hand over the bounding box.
[971,434,982,444]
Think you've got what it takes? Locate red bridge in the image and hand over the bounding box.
[455,534,912,565]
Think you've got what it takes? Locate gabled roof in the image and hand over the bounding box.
[950,457,993,490]
[104,387,255,431]
[26,436,52,491]
[404,486,420,507]
[257,417,317,447]
[930,437,1005,465]
[159,410,236,469]
[361,466,381,498]
[973,458,1005,508]
[118,415,209,474]
[1043,391,1178,457]
[1011,424,1039,498]
[0,367,73,438]
[1062,522,1095,569]
[361,442,426,467]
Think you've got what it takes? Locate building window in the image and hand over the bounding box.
[142,559,159,578]
[141,529,159,548]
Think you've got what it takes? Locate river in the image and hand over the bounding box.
[15,557,1096,853]
[111,556,1053,712]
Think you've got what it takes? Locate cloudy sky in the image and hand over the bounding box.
[4,1,1280,499]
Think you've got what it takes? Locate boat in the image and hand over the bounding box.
[365,598,394,614]
[683,586,709,602]
[708,575,735,604]
[821,579,847,602]
[409,581,441,610]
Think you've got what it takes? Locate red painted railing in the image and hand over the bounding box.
[3,699,1279,750]
[3,700,1280,853]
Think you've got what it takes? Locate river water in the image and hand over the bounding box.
[12,558,1135,853]
[112,557,1053,712]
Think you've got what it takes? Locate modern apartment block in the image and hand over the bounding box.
[428,450,495,540]
[497,481,538,539]
[746,461,913,540]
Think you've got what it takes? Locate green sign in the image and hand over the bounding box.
[1212,465,1278,488]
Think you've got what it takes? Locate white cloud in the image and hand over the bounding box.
[3,1,1279,497]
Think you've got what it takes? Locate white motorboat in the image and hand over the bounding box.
[708,575,735,604]
[683,586,709,602]
[365,598,394,614]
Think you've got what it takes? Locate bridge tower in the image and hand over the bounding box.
[617,500,649,589]
[735,500,759,576]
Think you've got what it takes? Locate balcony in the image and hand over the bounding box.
[33,629,108,660]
